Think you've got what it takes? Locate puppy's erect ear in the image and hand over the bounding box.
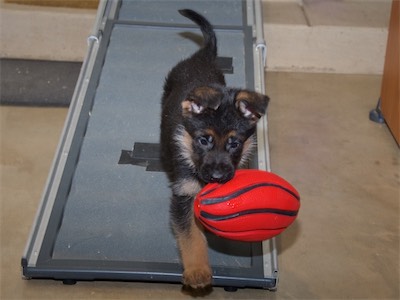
[235,90,270,123]
[181,86,222,116]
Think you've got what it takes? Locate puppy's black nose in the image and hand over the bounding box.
[210,171,224,182]
[209,170,233,183]
[201,161,235,183]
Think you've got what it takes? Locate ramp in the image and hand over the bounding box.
[22,0,278,290]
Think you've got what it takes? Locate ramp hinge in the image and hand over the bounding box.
[256,43,267,67]
[87,31,102,45]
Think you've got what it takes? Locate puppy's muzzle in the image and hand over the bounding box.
[200,161,235,183]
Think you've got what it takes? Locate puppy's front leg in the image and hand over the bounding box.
[179,216,212,289]
[171,195,212,289]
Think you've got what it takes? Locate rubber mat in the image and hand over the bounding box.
[0,59,80,106]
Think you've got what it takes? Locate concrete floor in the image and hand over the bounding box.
[1,72,399,299]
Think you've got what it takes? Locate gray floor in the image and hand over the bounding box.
[1,72,399,299]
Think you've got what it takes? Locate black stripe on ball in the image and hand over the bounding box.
[200,182,300,205]
[200,208,298,221]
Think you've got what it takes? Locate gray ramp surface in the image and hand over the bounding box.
[53,22,254,267]
[118,0,244,26]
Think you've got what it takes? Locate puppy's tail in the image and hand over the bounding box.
[178,9,217,60]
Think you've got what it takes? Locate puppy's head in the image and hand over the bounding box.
[177,85,269,183]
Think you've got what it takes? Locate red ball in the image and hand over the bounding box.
[194,169,300,242]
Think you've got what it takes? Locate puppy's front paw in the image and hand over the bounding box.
[183,266,212,289]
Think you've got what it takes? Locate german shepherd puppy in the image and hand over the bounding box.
[160,9,269,289]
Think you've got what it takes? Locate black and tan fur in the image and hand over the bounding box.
[160,9,269,289]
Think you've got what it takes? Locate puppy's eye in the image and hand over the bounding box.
[197,135,213,148]
[226,137,241,151]
[198,137,208,146]
[230,142,239,149]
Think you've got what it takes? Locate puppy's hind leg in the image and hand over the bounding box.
[170,195,212,289]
